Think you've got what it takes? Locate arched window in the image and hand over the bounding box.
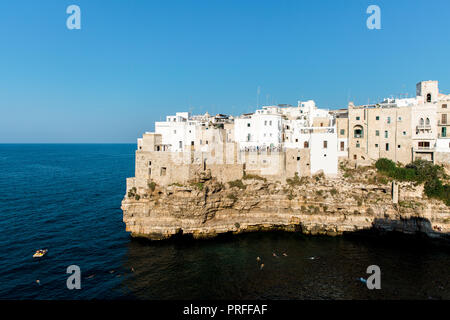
[353,125,363,138]
[420,118,424,125]
[426,118,430,125]
[427,93,432,103]
[304,141,309,148]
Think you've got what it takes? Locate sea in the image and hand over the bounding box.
[0,144,449,300]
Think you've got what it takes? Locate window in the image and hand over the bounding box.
[403,131,406,136]
[191,141,194,146]
[354,125,363,138]
[148,161,152,166]
[375,130,379,136]
[387,117,391,124]
[376,116,380,120]
[340,141,345,151]
[264,121,267,125]
[160,167,167,176]
[442,114,447,124]
[304,141,309,148]
[297,157,300,161]
[353,155,357,160]
[295,139,298,142]
[420,118,424,125]
[356,142,360,148]
[375,144,378,148]
[418,141,430,149]
[426,118,430,125]
[356,116,360,120]
[269,121,272,126]
[174,130,176,134]
[443,104,448,109]
[398,145,401,149]
[427,93,431,102]
[247,134,251,142]
[200,139,202,145]
[398,117,402,121]
[384,131,388,138]
[247,123,250,127]
[179,141,182,149]
[442,127,447,138]
[340,129,345,135]
[323,141,328,149]
[386,143,389,151]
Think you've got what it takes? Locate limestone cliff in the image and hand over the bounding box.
[121,167,450,241]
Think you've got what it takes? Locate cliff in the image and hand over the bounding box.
[121,166,450,241]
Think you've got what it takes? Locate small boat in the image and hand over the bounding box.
[33,249,48,258]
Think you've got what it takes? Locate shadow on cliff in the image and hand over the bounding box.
[346,216,450,245]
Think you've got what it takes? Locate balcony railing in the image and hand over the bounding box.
[416,125,431,130]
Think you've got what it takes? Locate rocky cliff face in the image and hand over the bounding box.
[121,168,450,241]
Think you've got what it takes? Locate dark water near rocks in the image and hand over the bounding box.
[0,144,449,300]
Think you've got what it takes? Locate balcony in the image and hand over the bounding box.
[416,125,431,130]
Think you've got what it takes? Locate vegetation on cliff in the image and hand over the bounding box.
[375,158,450,205]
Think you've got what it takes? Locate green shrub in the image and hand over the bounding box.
[227,192,238,200]
[228,179,246,189]
[148,182,156,191]
[243,173,267,182]
[190,182,204,191]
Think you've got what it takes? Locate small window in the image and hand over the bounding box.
[398,117,402,121]
[340,141,345,151]
[247,123,251,127]
[295,139,298,142]
[386,143,389,151]
[398,145,401,149]
[160,167,167,176]
[191,141,194,146]
[340,129,345,135]
[376,130,379,136]
[387,117,391,124]
[356,142,360,148]
[206,140,208,145]
[323,141,328,149]
[375,144,378,148]
[403,131,406,136]
[297,157,300,161]
[269,121,272,126]
[376,116,380,120]
[148,161,152,166]
[353,155,357,160]
[179,141,182,149]
[385,131,388,138]
[304,141,309,148]
[443,104,448,109]
[264,121,267,125]
[356,116,360,120]
[174,130,176,134]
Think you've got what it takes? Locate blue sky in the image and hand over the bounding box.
[0,0,449,143]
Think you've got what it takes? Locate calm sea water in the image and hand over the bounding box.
[0,144,449,300]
